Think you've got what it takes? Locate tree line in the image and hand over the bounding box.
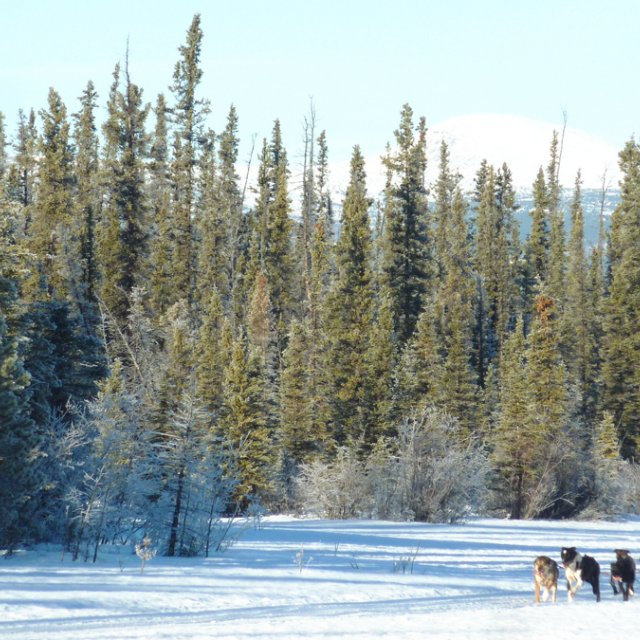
[1,14,640,556]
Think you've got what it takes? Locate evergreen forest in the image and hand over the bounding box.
[2,15,640,557]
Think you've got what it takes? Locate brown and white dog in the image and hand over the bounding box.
[534,555,559,604]
[610,549,635,601]
[561,546,601,602]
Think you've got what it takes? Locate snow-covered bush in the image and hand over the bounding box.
[296,407,489,523]
[391,407,489,522]
[296,446,369,518]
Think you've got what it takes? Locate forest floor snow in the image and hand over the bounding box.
[1,516,639,639]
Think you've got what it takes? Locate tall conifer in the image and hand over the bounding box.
[602,139,640,458]
[381,104,429,342]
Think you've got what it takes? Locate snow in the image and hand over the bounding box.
[2,516,639,639]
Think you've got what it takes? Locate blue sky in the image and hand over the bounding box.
[1,0,638,173]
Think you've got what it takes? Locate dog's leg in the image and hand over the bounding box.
[551,583,557,603]
[611,575,619,595]
[535,577,540,604]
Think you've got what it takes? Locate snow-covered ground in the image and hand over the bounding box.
[2,516,639,639]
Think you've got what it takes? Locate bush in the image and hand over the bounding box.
[296,446,369,518]
[296,407,489,523]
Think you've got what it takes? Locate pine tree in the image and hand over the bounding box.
[299,105,318,300]
[524,167,549,303]
[73,81,100,308]
[564,172,597,418]
[219,336,273,505]
[381,104,429,342]
[0,222,38,547]
[365,288,397,437]
[25,88,75,300]
[169,13,209,303]
[491,316,532,519]
[592,411,622,509]
[431,140,458,284]
[279,319,317,467]
[323,146,375,448]
[194,287,226,421]
[474,166,503,376]
[526,295,568,444]
[601,138,640,458]
[546,133,566,306]
[494,162,522,326]
[0,309,38,549]
[99,62,149,323]
[422,189,477,432]
[304,133,334,447]
[216,105,243,309]
[12,109,38,233]
[147,93,175,317]
[263,121,293,350]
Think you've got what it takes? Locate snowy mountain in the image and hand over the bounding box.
[425,113,622,191]
[338,113,622,199]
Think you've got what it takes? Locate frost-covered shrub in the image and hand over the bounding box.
[391,407,489,523]
[296,407,489,523]
[296,446,369,518]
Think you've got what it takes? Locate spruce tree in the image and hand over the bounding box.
[73,81,100,308]
[194,287,227,421]
[147,93,175,317]
[323,146,375,447]
[216,105,243,309]
[26,88,74,300]
[263,122,293,350]
[546,133,566,306]
[564,172,597,418]
[0,310,37,549]
[381,104,429,342]
[602,138,640,458]
[420,189,477,432]
[170,13,209,303]
[0,222,38,547]
[12,109,38,232]
[524,167,549,303]
[491,316,532,519]
[219,336,273,505]
[99,63,149,323]
[431,140,458,284]
[279,319,317,468]
[366,287,397,437]
[474,166,502,375]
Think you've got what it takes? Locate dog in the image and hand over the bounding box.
[534,556,559,603]
[610,549,635,601]
[561,546,600,602]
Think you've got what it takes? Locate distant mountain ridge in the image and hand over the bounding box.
[516,186,619,248]
[336,113,623,198]
[425,113,622,191]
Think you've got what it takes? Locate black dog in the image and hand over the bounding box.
[561,546,601,602]
[610,549,635,601]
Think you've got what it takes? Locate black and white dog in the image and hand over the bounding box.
[610,549,635,601]
[561,546,601,602]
